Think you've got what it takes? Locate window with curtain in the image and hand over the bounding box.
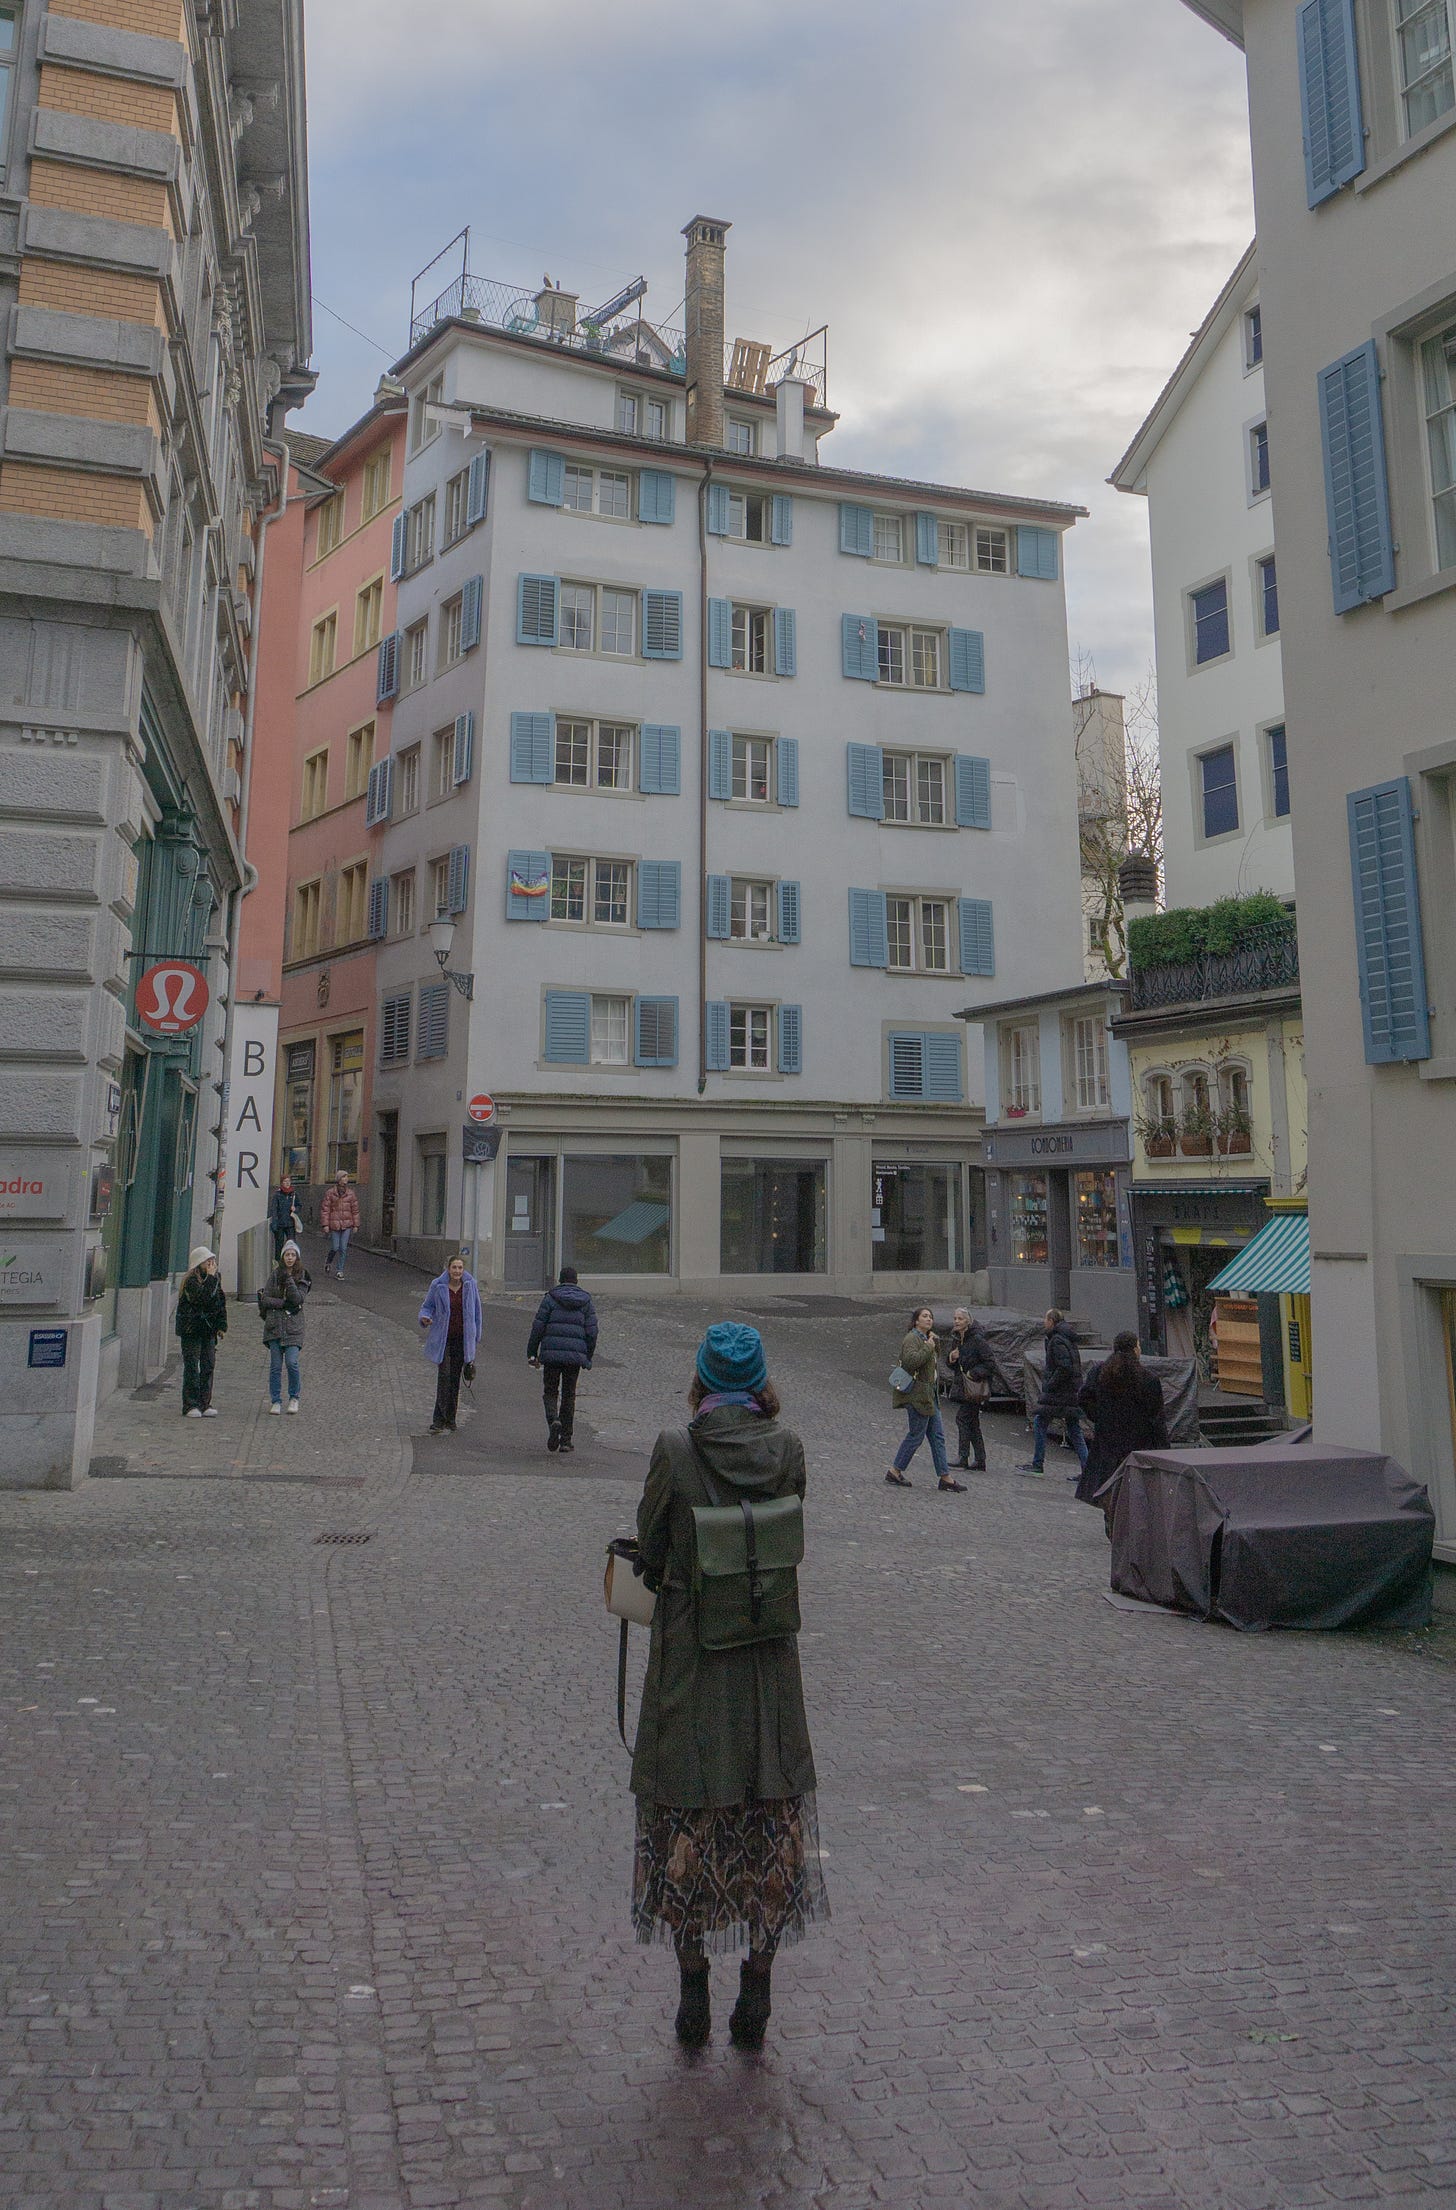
[1396,0,1455,135]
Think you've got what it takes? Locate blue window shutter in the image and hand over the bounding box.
[707,596,732,668]
[459,575,483,651]
[1318,342,1396,613]
[528,447,565,505]
[379,992,411,1064]
[446,844,469,916]
[1347,779,1431,1063]
[451,711,476,786]
[776,736,799,809]
[642,589,683,660]
[849,887,888,968]
[776,879,801,945]
[839,502,873,557]
[888,1032,925,1100]
[704,1001,730,1073]
[634,996,679,1068]
[846,743,885,819]
[517,573,559,645]
[506,848,551,920]
[777,1004,803,1076]
[543,991,590,1065]
[465,449,490,525]
[708,728,733,800]
[638,859,681,930]
[365,756,393,827]
[915,512,939,566]
[367,877,388,940]
[389,511,407,581]
[706,482,731,536]
[948,627,985,694]
[957,897,995,977]
[841,613,879,681]
[639,468,675,525]
[376,632,399,703]
[705,873,732,940]
[417,983,449,1061]
[955,754,992,829]
[509,711,553,785]
[770,494,793,546]
[773,605,797,678]
[923,1033,964,1101]
[639,723,680,795]
[1299,0,1365,206]
[1017,526,1059,581]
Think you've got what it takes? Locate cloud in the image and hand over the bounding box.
[298,0,1252,699]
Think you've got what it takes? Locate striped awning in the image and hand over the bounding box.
[1207,1212,1310,1296]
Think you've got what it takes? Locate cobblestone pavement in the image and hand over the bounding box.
[2,1246,1455,2210]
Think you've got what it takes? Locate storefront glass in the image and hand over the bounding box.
[563,1154,672,1275]
[872,1161,962,1272]
[721,1160,827,1274]
[1074,1168,1119,1268]
[327,1032,364,1176]
[283,1040,315,1181]
[1008,1173,1049,1264]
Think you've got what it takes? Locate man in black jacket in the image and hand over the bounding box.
[525,1266,598,1453]
[1021,1309,1089,1475]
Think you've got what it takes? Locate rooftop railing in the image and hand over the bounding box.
[1126,921,1300,1013]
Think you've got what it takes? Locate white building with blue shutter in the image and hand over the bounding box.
[364,217,1085,1297]
[1179,4,1456,1557]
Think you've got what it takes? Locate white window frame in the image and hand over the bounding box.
[881,748,949,826]
[1393,0,1456,139]
[725,490,771,543]
[590,994,631,1067]
[1248,417,1272,501]
[549,853,634,930]
[1420,318,1456,571]
[728,1003,773,1071]
[430,726,454,803]
[872,512,905,564]
[731,733,773,803]
[316,492,344,559]
[618,389,669,440]
[726,416,757,456]
[552,716,636,793]
[885,894,953,974]
[361,448,391,521]
[429,856,451,920]
[344,719,374,801]
[730,602,770,674]
[937,520,970,570]
[397,745,421,817]
[729,878,774,943]
[1243,303,1264,371]
[1002,1022,1041,1115]
[391,868,416,938]
[410,372,443,454]
[559,580,638,659]
[440,594,464,670]
[443,469,469,544]
[877,622,944,691]
[403,620,429,692]
[973,525,1009,575]
[1067,1013,1110,1114]
[563,462,635,521]
[405,493,435,572]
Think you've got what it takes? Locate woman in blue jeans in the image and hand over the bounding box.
[259,1240,311,1413]
[885,1307,965,1492]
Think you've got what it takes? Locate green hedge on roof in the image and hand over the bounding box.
[1128,892,1293,971]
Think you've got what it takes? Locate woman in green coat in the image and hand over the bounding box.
[886,1305,964,1491]
[631,1321,828,2051]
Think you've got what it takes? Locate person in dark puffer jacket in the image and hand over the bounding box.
[526,1266,598,1453]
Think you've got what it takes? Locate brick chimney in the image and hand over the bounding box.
[682,215,730,447]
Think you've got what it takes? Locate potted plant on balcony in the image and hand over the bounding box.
[1179,1100,1216,1157]
[1217,1101,1253,1156]
[1135,1111,1177,1159]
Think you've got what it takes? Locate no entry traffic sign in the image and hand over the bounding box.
[467,1094,496,1123]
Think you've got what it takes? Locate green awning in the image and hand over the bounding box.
[1207,1212,1309,1296]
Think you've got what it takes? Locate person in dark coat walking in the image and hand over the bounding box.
[525,1265,598,1453]
[1021,1309,1089,1474]
[268,1176,301,1261]
[1075,1331,1168,1509]
[941,1307,993,1470]
[631,1322,828,2051]
[176,1245,227,1417]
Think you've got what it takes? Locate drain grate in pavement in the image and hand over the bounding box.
[314,1530,374,1544]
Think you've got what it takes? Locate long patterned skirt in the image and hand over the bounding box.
[631,1791,830,1955]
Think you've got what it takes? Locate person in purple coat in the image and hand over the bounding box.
[418,1253,482,1435]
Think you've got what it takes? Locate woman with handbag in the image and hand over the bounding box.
[886,1307,963,1491]
[629,1321,828,2052]
[943,1307,993,1471]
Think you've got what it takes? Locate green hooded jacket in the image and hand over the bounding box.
[892,1328,939,1415]
[629,1404,817,1809]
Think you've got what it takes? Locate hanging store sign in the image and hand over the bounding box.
[137,960,210,1036]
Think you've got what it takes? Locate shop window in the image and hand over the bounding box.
[1008,1173,1049,1265]
[721,1160,827,1274]
[1074,1169,1119,1269]
[327,1032,363,1176]
[562,1153,672,1275]
[871,1161,963,1272]
[284,1040,314,1180]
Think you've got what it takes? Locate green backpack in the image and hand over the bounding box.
[686,1434,804,1651]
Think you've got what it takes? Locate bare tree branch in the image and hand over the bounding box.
[1072,660,1163,979]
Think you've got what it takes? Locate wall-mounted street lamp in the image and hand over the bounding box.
[428,917,474,1001]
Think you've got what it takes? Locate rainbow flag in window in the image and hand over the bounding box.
[510,869,549,898]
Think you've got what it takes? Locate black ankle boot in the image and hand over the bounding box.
[728,1956,773,2049]
[674,1959,711,2047]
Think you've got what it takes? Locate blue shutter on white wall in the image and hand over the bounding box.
[707,598,732,668]
[527,448,565,505]
[389,511,407,581]
[634,996,679,1068]
[773,606,797,677]
[957,898,995,977]
[954,755,992,829]
[839,502,873,557]
[777,1004,803,1075]
[376,632,400,702]
[543,991,590,1065]
[706,482,731,536]
[465,449,491,525]
[642,589,683,660]
[1017,526,1059,581]
[639,724,681,795]
[417,983,449,1061]
[451,712,475,785]
[506,848,551,920]
[1347,778,1431,1064]
[923,1033,964,1101]
[364,757,393,826]
[842,613,879,681]
[517,574,559,645]
[776,736,800,808]
[846,743,885,819]
[705,873,732,940]
[459,575,483,651]
[707,728,733,800]
[704,1001,731,1073]
[637,859,681,929]
[849,888,889,968]
[776,880,801,945]
[915,512,939,566]
[770,494,793,546]
[446,844,470,916]
[948,628,985,694]
[1298,0,1365,206]
[367,877,388,941]
[638,469,675,525]
[509,711,554,785]
[1318,342,1396,613]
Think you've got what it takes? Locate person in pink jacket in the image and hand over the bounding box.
[320,1170,360,1281]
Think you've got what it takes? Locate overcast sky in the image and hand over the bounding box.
[297,0,1252,701]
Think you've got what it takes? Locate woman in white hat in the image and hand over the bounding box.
[175,1246,227,1417]
[259,1239,311,1414]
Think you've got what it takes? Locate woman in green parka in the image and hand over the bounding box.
[631,1321,828,2051]
[886,1305,964,1491]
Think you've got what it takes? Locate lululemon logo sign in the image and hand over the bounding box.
[137,960,210,1035]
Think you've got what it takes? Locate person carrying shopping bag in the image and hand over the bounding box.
[259,1239,310,1414]
[176,1245,227,1418]
[886,1307,964,1491]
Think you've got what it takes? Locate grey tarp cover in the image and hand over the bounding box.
[1022,1347,1200,1443]
[928,1310,1099,1405]
[1103,1444,1434,1630]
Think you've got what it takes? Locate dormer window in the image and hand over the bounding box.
[726,416,757,455]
